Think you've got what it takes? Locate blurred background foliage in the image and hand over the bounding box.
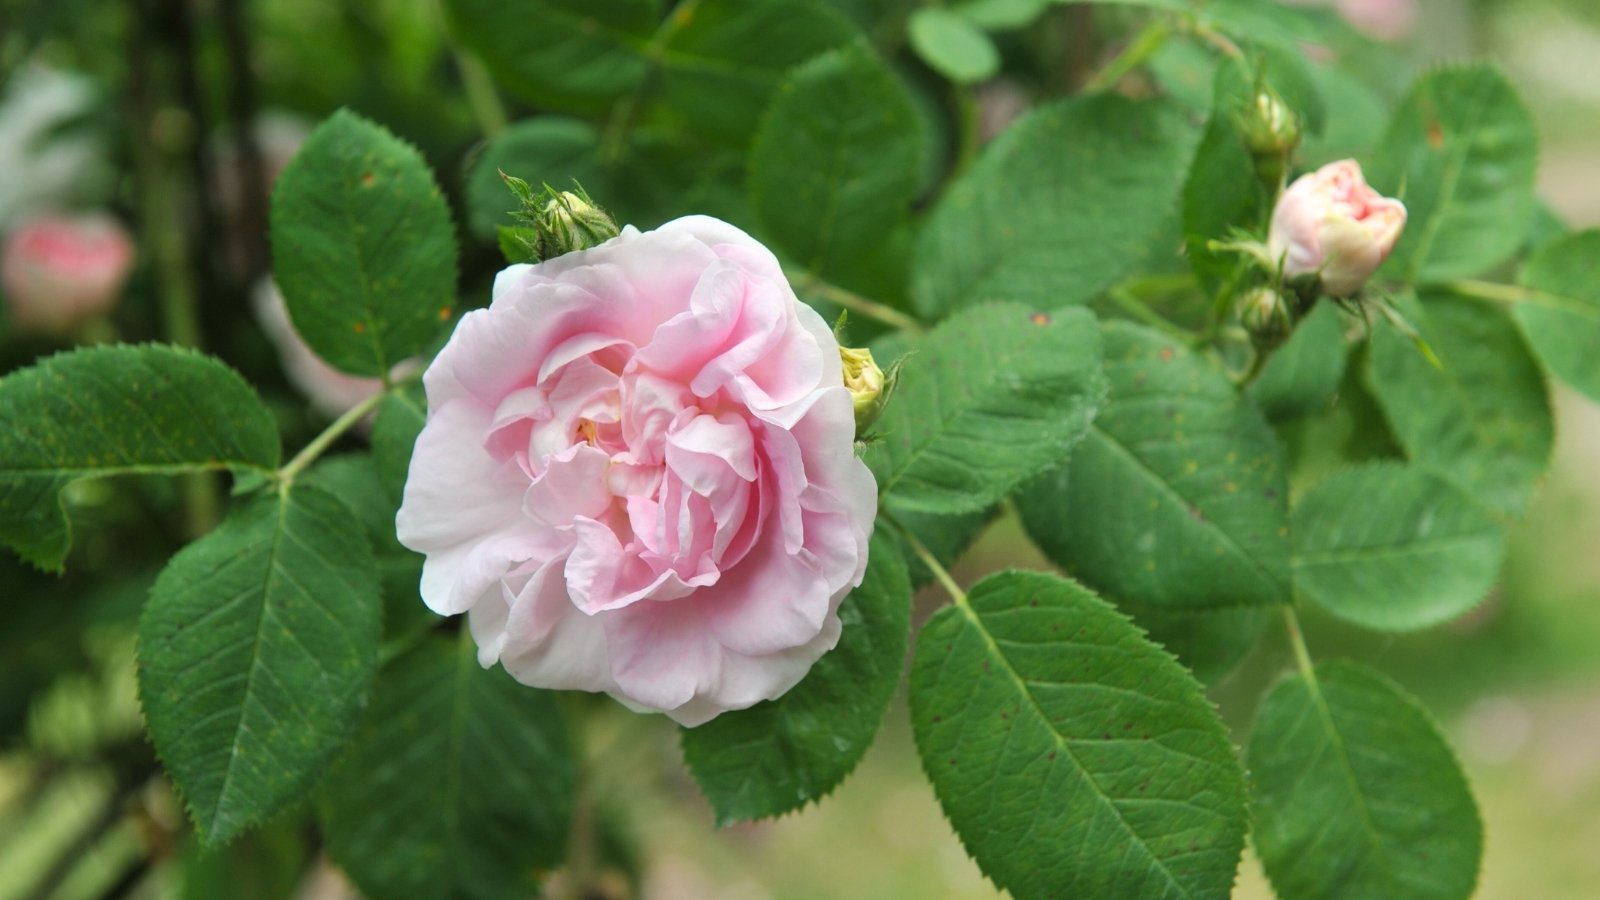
[1,0,1598,897]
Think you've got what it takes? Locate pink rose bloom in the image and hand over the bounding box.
[396,216,876,725]
[1268,159,1406,297]
[2,212,133,335]
[1337,0,1418,42]
[251,277,397,421]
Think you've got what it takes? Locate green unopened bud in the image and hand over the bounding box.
[501,175,620,261]
[1238,287,1291,346]
[1241,91,1301,158]
[841,346,895,435]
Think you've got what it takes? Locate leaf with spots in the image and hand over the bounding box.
[318,633,575,899]
[271,109,459,377]
[910,571,1247,900]
[138,484,382,846]
[1369,64,1538,285]
[912,95,1200,319]
[0,344,281,571]
[1248,661,1482,900]
[862,303,1107,515]
[682,530,910,823]
[1016,322,1292,610]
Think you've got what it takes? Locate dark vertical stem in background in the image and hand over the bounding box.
[218,0,270,281]
[162,0,225,300]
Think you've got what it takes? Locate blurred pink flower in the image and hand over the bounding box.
[251,277,406,421]
[1337,0,1419,42]
[1269,159,1407,296]
[2,212,133,335]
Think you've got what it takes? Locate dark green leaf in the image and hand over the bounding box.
[682,530,910,824]
[913,96,1200,318]
[271,109,458,376]
[1292,463,1504,632]
[371,382,426,506]
[911,571,1247,900]
[1017,322,1292,610]
[319,634,574,899]
[139,485,382,845]
[1371,64,1538,284]
[1249,300,1349,422]
[907,8,999,84]
[1122,603,1269,684]
[863,303,1106,514]
[0,344,280,571]
[464,118,604,240]
[1248,661,1482,900]
[1366,293,1552,516]
[749,44,923,279]
[1515,229,1600,404]
[443,0,657,111]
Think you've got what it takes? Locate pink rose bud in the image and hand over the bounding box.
[2,213,134,335]
[396,216,877,726]
[1268,159,1406,297]
[251,277,393,421]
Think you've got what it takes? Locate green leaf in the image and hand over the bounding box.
[953,0,1049,30]
[1248,661,1482,900]
[138,484,382,845]
[1371,64,1538,284]
[910,571,1247,900]
[907,8,999,84]
[749,44,923,279]
[1366,293,1552,517]
[464,118,604,240]
[319,634,574,899]
[1248,300,1349,422]
[1515,229,1600,404]
[913,96,1200,319]
[271,109,458,377]
[443,0,657,112]
[682,530,910,824]
[371,381,427,506]
[0,344,280,571]
[1121,603,1269,684]
[1017,322,1292,610]
[1292,463,1504,632]
[863,303,1107,514]
[656,0,859,146]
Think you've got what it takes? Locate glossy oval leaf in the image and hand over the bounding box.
[1017,322,1292,610]
[907,8,999,84]
[271,109,458,377]
[319,634,575,899]
[138,484,382,846]
[913,95,1200,319]
[682,530,910,824]
[0,344,281,571]
[1248,661,1482,900]
[750,43,924,279]
[1371,64,1538,284]
[910,571,1247,900]
[1516,229,1600,404]
[1366,293,1552,517]
[1248,300,1349,423]
[863,303,1107,515]
[444,0,657,112]
[1293,464,1505,632]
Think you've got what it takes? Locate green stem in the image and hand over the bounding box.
[1188,18,1244,60]
[1446,279,1530,306]
[455,49,507,138]
[788,270,925,334]
[1083,18,1171,92]
[276,388,389,488]
[886,513,968,609]
[600,0,701,163]
[1106,287,1198,342]
[1117,272,1201,301]
[1282,605,1317,684]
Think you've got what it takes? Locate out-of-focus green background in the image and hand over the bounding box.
[2,0,1598,897]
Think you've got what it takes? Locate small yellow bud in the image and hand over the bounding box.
[840,346,890,435]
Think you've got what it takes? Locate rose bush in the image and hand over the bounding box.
[396,215,875,725]
[1268,158,1407,296]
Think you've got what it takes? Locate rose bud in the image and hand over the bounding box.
[1268,159,1406,297]
[1242,90,1301,159]
[396,216,876,726]
[2,212,134,335]
[840,345,887,434]
[1238,287,1291,346]
[251,277,410,422]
